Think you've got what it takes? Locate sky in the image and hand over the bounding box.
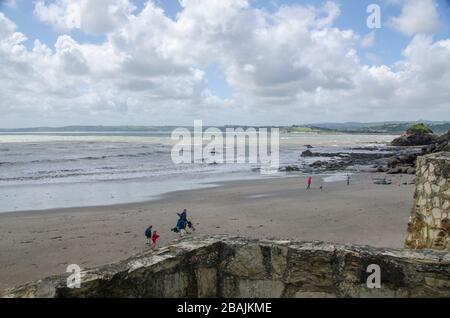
[0,0,449,128]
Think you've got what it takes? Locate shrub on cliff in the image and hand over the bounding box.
[406,123,433,135]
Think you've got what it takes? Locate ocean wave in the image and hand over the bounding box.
[0,170,120,182]
[0,163,243,184]
[36,169,84,175]
[0,151,169,166]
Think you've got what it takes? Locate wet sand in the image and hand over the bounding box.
[0,173,415,289]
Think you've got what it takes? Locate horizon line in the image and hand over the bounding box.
[1,120,450,131]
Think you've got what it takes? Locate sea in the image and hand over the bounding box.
[0,132,398,213]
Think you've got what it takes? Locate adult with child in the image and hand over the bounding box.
[172,209,188,236]
[172,208,196,236]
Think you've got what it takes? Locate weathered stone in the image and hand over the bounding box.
[196,268,217,298]
[405,152,450,250]
[294,291,336,298]
[432,197,440,207]
[2,236,450,298]
[417,196,427,207]
[432,184,441,193]
[424,182,432,195]
[222,243,266,279]
[443,200,450,210]
[284,242,335,291]
[238,280,285,298]
[432,208,442,220]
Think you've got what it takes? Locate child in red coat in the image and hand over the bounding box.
[151,231,160,250]
[307,176,312,189]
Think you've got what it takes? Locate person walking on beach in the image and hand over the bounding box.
[178,209,187,222]
[172,209,188,237]
[307,176,312,190]
[151,231,160,250]
[144,225,153,245]
[347,174,351,186]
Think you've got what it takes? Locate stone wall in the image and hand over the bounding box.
[405,152,450,250]
[2,236,450,298]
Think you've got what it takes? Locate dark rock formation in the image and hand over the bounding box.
[302,151,392,160]
[391,124,439,147]
[391,134,438,146]
[303,151,395,173]
[378,130,450,174]
[301,149,314,157]
[373,177,392,185]
[279,165,300,172]
[2,236,450,298]
[308,160,348,171]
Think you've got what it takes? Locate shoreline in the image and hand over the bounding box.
[0,173,285,215]
[0,171,354,215]
[0,172,415,289]
[0,132,401,213]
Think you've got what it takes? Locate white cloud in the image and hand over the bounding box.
[389,0,441,36]
[55,35,90,74]
[34,0,81,32]
[0,1,450,126]
[34,0,135,34]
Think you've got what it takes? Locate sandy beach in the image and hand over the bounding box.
[0,172,415,289]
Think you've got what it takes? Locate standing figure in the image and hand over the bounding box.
[144,225,153,245]
[307,176,312,190]
[151,231,160,250]
[172,209,188,237]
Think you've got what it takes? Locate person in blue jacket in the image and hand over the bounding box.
[144,225,153,244]
[177,209,187,230]
[172,209,188,236]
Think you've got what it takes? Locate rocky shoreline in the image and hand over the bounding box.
[279,128,450,177]
[279,145,420,175]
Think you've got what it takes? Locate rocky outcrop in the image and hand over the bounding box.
[391,133,439,147]
[300,150,396,173]
[381,130,450,174]
[391,124,439,147]
[2,236,450,298]
[279,165,300,172]
[383,152,420,174]
[405,152,450,250]
[301,151,393,160]
[422,129,450,153]
[301,149,314,157]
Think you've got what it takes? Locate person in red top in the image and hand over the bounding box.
[307,176,312,189]
[151,231,160,250]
